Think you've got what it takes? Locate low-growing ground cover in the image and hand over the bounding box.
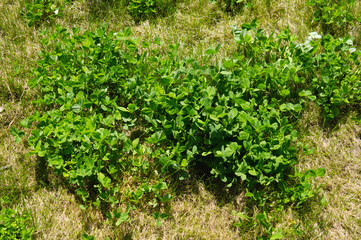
[1,0,361,239]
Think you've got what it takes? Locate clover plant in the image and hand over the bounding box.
[0,198,34,240]
[12,20,360,227]
[308,0,358,35]
[23,0,63,27]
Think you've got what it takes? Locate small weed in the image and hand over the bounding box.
[0,197,34,240]
[128,0,177,22]
[22,0,63,27]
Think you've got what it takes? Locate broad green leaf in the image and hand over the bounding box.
[98,172,111,188]
[205,48,217,55]
[83,38,92,48]
[228,108,238,119]
[115,212,129,226]
[132,138,139,149]
[20,118,33,128]
[118,106,129,112]
[238,131,249,140]
[146,131,166,144]
[317,168,325,177]
[72,104,81,113]
[220,71,232,75]
[280,89,290,96]
[270,231,283,240]
[235,170,247,181]
[248,169,257,176]
[299,90,312,97]
[10,127,25,143]
[223,60,234,69]
[161,194,172,202]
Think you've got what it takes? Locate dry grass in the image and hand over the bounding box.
[109,183,242,239]
[0,0,361,239]
[297,106,361,239]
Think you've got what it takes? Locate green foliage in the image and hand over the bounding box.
[233,210,284,240]
[308,0,358,35]
[232,20,361,121]
[15,19,360,230]
[10,127,25,144]
[23,0,63,27]
[210,0,249,12]
[81,234,95,240]
[295,33,361,119]
[0,198,34,240]
[128,0,156,21]
[22,24,173,224]
[128,0,177,22]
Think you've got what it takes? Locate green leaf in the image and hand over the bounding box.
[228,108,238,119]
[215,146,234,159]
[146,131,166,144]
[223,60,234,69]
[118,106,129,112]
[220,71,232,75]
[50,156,63,169]
[201,97,212,109]
[308,95,317,101]
[98,172,111,188]
[299,90,312,97]
[20,118,34,128]
[238,131,249,140]
[115,212,129,225]
[82,234,95,240]
[10,127,25,143]
[270,231,283,240]
[161,194,172,202]
[132,138,139,149]
[72,104,81,113]
[317,168,325,177]
[83,38,92,48]
[248,169,257,176]
[205,48,217,55]
[128,103,138,113]
[235,170,247,181]
[280,89,290,96]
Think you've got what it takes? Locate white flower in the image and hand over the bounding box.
[308,32,322,41]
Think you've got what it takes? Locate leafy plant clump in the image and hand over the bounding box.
[308,0,359,35]
[0,198,34,240]
[17,25,176,225]
[12,19,361,229]
[232,21,361,120]
[23,0,63,27]
[128,0,177,22]
[210,0,250,13]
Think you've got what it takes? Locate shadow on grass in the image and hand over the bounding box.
[186,161,245,206]
[118,232,133,240]
[0,153,34,207]
[34,156,80,199]
[297,101,361,138]
[85,0,126,22]
[290,190,330,239]
[176,155,330,238]
[318,104,361,136]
